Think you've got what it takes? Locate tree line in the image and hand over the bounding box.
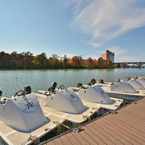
[0,51,114,69]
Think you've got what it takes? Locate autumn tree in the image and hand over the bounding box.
[71,56,82,68]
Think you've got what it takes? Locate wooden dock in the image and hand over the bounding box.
[43,98,145,145]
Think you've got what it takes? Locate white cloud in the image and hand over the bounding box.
[70,0,145,47]
[65,0,90,15]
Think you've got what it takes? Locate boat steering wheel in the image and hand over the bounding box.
[14,90,25,97]
[58,84,65,90]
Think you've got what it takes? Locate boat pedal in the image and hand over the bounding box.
[72,127,83,133]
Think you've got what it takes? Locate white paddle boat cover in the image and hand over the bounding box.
[0,94,48,133]
[110,82,137,93]
[136,79,145,88]
[128,80,145,90]
[79,86,114,104]
[47,90,87,114]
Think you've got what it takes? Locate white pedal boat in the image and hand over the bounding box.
[0,87,65,145]
[68,85,123,111]
[35,88,100,124]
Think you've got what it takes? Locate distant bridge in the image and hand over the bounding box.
[115,62,145,68]
[116,62,145,64]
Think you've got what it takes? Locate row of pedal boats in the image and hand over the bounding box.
[0,77,145,145]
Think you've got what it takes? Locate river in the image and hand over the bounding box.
[0,68,145,96]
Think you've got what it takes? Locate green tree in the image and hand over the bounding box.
[33,53,48,69]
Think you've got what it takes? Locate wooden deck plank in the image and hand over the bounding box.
[44,97,145,145]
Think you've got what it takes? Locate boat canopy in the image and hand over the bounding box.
[128,80,145,90]
[79,86,114,104]
[47,90,87,114]
[110,82,137,93]
[136,79,145,88]
[0,93,48,133]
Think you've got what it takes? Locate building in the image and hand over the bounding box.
[101,50,115,64]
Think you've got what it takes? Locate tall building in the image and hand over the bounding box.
[101,50,115,64]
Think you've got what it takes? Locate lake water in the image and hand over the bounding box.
[0,68,145,96]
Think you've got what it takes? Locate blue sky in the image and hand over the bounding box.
[0,0,145,62]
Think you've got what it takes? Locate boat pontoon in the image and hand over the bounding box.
[0,87,65,145]
[98,81,145,100]
[68,85,123,111]
[35,83,100,124]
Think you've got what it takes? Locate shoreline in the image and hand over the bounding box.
[0,66,144,71]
